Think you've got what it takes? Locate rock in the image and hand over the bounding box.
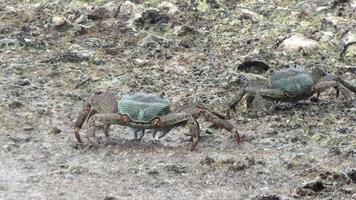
[157,2,178,15]
[164,164,186,174]
[87,6,111,20]
[293,187,311,197]
[134,8,169,29]
[228,161,247,172]
[103,196,118,200]
[23,125,35,131]
[302,180,325,192]
[70,166,89,175]
[176,25,196,36]
[239,9,264,23]
[2,145,11,151]
[200,156,215,166]
[279,34,318,53]
[8,101,24,109]
[341,168,356,183]
[66,11,95,35]
[237,54,270,74]
[250,194,291,200]
[119,1,136,16]
[147,170,159,176]
[341,32,356,61]
[0,38,19,48]
[258,128,278,135]
[52,16,67,27]
[321,16,350,31]
[49,127,62,135]
[0,24,12,34]
[16,80,30,86]
[9,133,31,142]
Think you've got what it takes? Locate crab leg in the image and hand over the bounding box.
[131,128,145,140]
[311,80,339,94]
[191,108,241,144]
[227,84,248,118]
[337,77,356,93]
[74,103,95,143]
[153,113,200,151]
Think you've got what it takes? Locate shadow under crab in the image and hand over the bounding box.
[227,67,356,117]
[74,92,240,151]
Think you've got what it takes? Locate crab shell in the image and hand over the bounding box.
[118,93,170,124]
[270,68,314,94]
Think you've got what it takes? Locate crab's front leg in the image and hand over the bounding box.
[227,85,248,118]
[191,108,241,144]
[152,113,200,151]
[311,80,341,96]
[74,102,96,143]
[87,113,129,146]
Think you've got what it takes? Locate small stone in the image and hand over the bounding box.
[23,125,34,131]
[279,34,318,53]
[258,128,277,135]
[88,6,110,20]
[52,16,67,27]
[147,170,159,176]
[8,101,23,108]
[164,164,186,174]
[70,166,88,175]
[49,127,62,134]
[2,145,11,151]
[341,168,356,183]
[9,133,31,142]
[321,16,350,31]
[134,9,169,28]
[302,180,325,192]
[293,188,310,197]
[158,2,178,15]
[238,9,264,23]
[103,196,118,200]
[250,194,290,200]
[16,80,30,86]
[200,156,215,166]
[228,161,247,172]
[119,1,136,16]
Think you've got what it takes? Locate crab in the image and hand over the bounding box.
[74,92,240,151]
[74,91,165,143]
[227,67,355,117]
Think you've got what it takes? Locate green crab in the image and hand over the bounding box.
[74,92,240,151]
[74,91,151,143]
[227,67,355,116]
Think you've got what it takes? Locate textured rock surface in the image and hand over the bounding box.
[0,0,355,199]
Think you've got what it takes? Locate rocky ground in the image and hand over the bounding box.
[0,0,355,199]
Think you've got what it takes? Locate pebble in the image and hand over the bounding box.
[279,34,318,53]
[302,180,325,192]
[119,1,136,16]
[52,16,66,27]
[16,80,30,86]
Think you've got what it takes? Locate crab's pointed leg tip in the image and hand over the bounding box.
[74,128,83,143]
